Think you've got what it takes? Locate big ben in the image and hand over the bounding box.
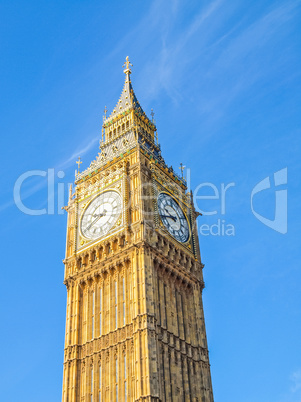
[62,57,214,401]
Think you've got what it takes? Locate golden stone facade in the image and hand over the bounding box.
[62,58,214,401]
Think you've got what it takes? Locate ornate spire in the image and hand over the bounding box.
[104,56,150,125]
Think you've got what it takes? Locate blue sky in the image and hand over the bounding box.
[0,0,300,400]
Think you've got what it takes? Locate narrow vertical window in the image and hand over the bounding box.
[157,276,161,325]
[115,280,118,329]
[129,272,133,320]
[163,284,167,328]
[187,359,192,397]
[99,287,102,336]
[116,357,118,401]
[83,293,87,342]
[91,367,93,402]
[181,359,186,402]
[162,350,166,401]
[81,369,86,398]
[92,291,95,339]
[124,355,127,402]
[99,364,101,402]
[175,290,180,336]
[168,351,173,399]
[122,277,126,326]
[180,293,186,339]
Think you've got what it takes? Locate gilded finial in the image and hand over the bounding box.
[179,163,186,178]
[76,157,82,174]
[123,56,133,75]
[102,106,107,145]
[151,108,155,123]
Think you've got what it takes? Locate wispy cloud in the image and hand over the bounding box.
[205,1,300,98]
[3,0,299,216]
[276,369,301,402]
[99,0,224,104]
[0,177,48,214]
[0,134,99,214]
[105,0,300,122]
[140,0,224,103]
[291,369,301,393]
[58,135,99,170]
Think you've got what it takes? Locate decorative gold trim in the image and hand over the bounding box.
[78,176,123,203]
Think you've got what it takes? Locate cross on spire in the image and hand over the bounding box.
[123,56,132,75]
[76,157,82,173]
[179,163,186,178]
[103,106,107,121]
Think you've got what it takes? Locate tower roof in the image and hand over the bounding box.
[104,56,150,125]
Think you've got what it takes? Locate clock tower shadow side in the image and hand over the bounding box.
[133,146,214,401]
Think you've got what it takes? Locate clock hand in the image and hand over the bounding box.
[161,214,177,222]
[85,211,107,231]
[92,209,107,218]
[163,207,178,221]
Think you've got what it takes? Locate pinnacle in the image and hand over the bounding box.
[104,58,150,124]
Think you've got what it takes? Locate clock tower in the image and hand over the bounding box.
[62,57,214,401]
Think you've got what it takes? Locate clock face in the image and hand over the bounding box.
[157,193,189,243]
[80,190,122,240]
